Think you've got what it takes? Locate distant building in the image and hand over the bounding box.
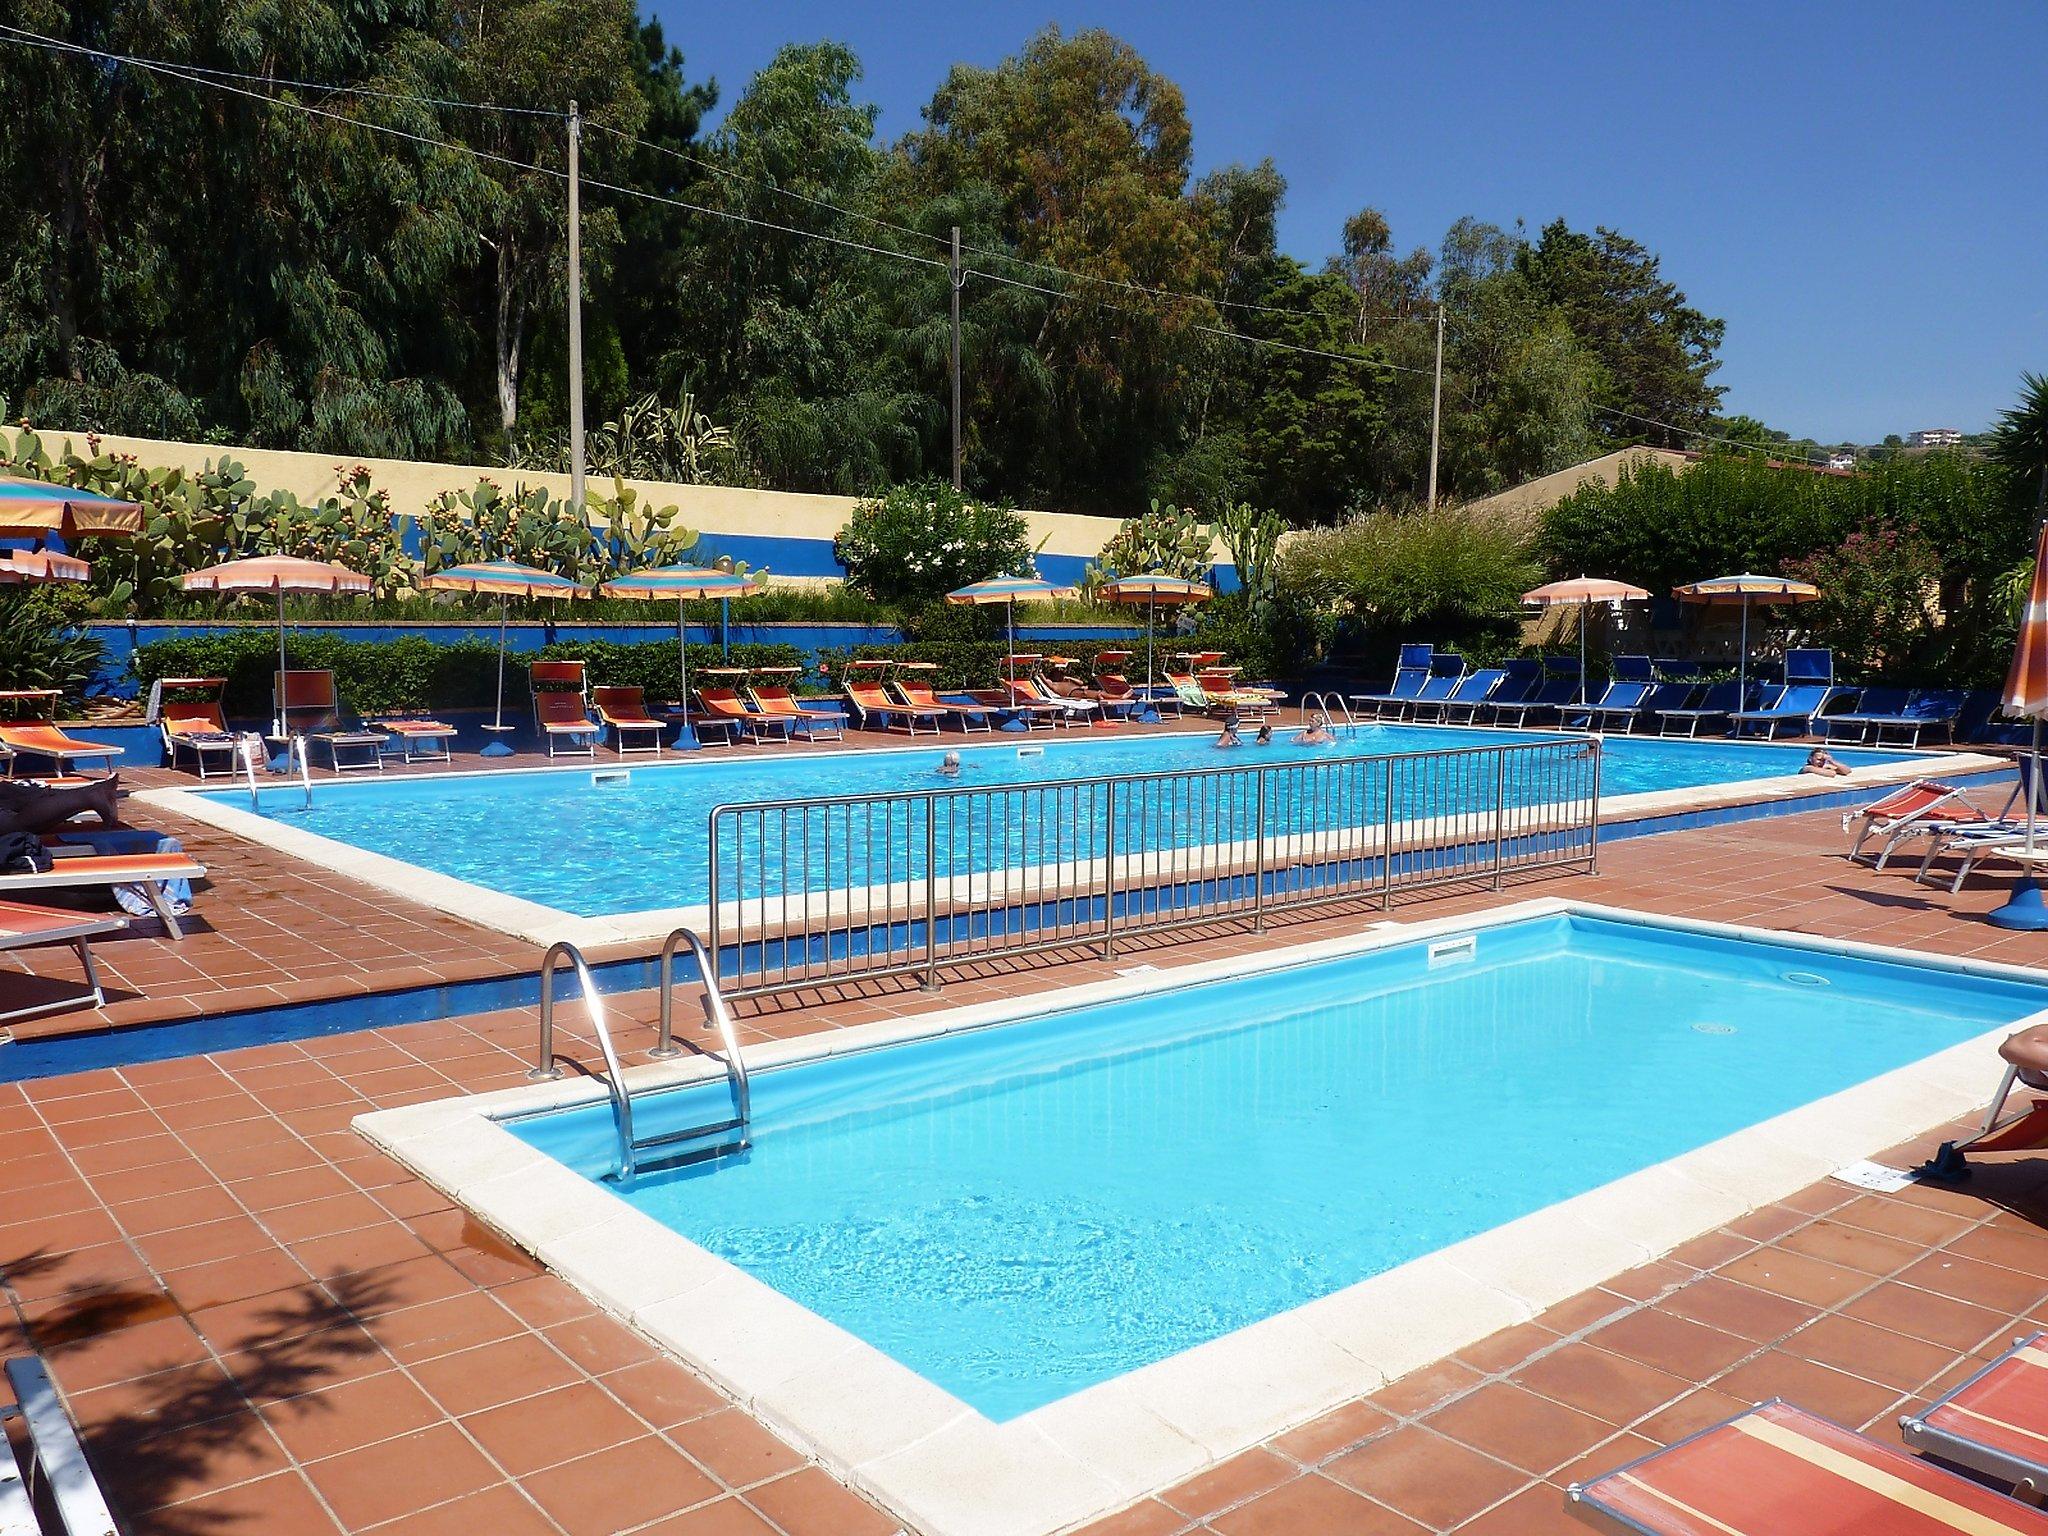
[1909,428,1964,449]
[1827,452,1857,471]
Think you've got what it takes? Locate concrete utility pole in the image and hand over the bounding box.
[1426,304,1445,510]
[566,100,586,517]
[949,226,964,491]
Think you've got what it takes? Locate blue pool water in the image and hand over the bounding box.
[510,912,2044,1420]
[207,725,1894,916]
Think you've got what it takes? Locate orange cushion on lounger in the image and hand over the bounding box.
[1570,1400,2048,1536]
[0,899,124,947]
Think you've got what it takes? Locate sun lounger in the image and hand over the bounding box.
[1912,768,2048,890]
[844,681,945,735]
[1730,649,1837,738]
[276,670,389,772]
[529,661,600,757]
[1847,777,2004,868]
[1559,658,1657,731]
[370,716,458,763]
[892,678,994,732]
[1414,667,1502,723]
[1637,678,1699,727]
[1013,675,1097,725]
[592,685,670,755]
[1463,658,1540,725]
[746,682,845,741]
[1821,686,1911,744]
[695,688,778,744]
[1488,661,1580,727]
[1829,687,1966,748]
[0,853,206,939]
[1167,672,1280,721]
[0,900,125,1028]
[0,691,120,776]
[1351,643,1433,719]
[1900,1332,2048,1494]
[1654,678,1746,737]
[151,677,241,779]
[1567,1399,2048,1536]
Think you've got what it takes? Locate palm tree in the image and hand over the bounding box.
[1993,371,2048,522]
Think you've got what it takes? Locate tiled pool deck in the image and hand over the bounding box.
[7,740,2048,1534]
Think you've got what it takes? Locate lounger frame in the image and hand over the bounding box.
[1899,1331,2048,1494]
[0,906,125,1030]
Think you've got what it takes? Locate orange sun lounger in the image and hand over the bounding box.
[1901,1332,2048,1495]
[693,688,775,744]
[1845,779,2000,869]
[844,681,945,735]
[0,691,121,776]
[0,899,126,1028]
[1567,1399,2048,1536]
[592,685,670,755]
[530,661,599,758]
[745,681,845,741]
[0,854,205,939]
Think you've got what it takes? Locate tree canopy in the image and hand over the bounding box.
[2,13,1741,521]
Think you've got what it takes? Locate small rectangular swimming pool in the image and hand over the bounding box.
[503,906,2045,1423]
[196,724,1899,920]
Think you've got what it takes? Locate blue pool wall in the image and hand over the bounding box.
[0,762,2017,1085]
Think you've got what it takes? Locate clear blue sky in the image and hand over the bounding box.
[647,0,2047,445]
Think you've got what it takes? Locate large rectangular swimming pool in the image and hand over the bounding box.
[508,910,2042,1421]
[206,724,1892,916]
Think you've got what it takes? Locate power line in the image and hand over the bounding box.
[0,21,1799,470]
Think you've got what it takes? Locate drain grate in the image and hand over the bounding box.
[1692,1021,1738,1036]
[1782,970,1829,987]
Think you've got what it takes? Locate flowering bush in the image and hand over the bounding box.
[835,482,1035,608]
[1785,526,1945,681]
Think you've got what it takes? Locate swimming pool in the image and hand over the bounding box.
[200,724,1894,918]
[506,907,2042,1421]
[367,901,2035,1535]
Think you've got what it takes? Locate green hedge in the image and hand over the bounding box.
[816,638,1224,691]
[131,633,808,715]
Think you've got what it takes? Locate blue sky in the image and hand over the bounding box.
[649,1,2047,444]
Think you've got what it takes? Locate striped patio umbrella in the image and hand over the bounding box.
[0,476,141,538]
[599,566,760,746]
[1673,572,1820,709]
[181,556,373,735]
[1523,576,1651,706]
[1098,573,1211,712]
[945,574,1077,671]
[0,548,91,583]
[1990,522,2048,928]
[421,560,590,752]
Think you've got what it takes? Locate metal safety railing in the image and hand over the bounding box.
[708,735,1600,1001]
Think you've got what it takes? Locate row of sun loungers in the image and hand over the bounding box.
[1356,644,1966,742]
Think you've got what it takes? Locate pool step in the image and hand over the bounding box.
[628,1114,750,1173]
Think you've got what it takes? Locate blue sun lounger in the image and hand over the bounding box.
[1653,678,1745,737]
[1559,656,1656,732]
[1415,667,1502,723]
[1825,687,1965,747]
[1489,658,1580,727]
[1466,657,1541,725]
[1351,643,1432,719]
[1729,649,1837,738]
[1389,653,1465,721]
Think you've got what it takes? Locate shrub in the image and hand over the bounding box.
[1086,501,1213,586]
[0,592,107,704]
[835,482,1034,608]
[815,640,1138,692]
[525,640,806,700]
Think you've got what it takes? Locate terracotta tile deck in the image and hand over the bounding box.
[8,748,2048,1532]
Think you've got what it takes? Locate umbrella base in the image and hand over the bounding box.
[1989,875,2048,931]
[479,740,515,759]
[1137,707,1162,725]
[1000,717,1028,733]
[670,725,706,751]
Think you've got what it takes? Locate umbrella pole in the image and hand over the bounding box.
[493,595,508,732]
[1578,603,1588,707]
[721,597,730,660]
[675,598,698,750]
[1146,600,1158,723]
[275,588,288,738]
[1737,598,1750,714]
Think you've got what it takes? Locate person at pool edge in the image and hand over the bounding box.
[1214,715,1243,748]
[1803,747,1851,777]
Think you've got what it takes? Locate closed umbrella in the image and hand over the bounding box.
[1990,523,2048,930]
[1097,573,1210,721]
[1673,573,1820,709]
[599,565,760,748]
[0,477,141,538]
[180,556,372,736]
[1522,576,1652,705]
[421,560,589,756]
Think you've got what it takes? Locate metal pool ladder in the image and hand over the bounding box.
[1301,690,1359,734]
[530,929,751,1180]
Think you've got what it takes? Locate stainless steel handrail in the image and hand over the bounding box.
[240,736,262,807]
[531,940,636,1178]
[654,927,752,1133]
[289,734,314,808]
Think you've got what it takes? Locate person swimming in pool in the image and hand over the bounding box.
[1254,722,1274,746]
[1297,713,1336,746]
[1215,716,1243,748]
[1803,748,1851,777]
[936,751,962,778]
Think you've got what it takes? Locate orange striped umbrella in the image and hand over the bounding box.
[1523,576,1651,706]
[181,556,372,732]
[2001,522,2048,874]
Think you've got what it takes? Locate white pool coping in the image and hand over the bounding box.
[139,734,2004,949]
[355,896,2043,1536]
